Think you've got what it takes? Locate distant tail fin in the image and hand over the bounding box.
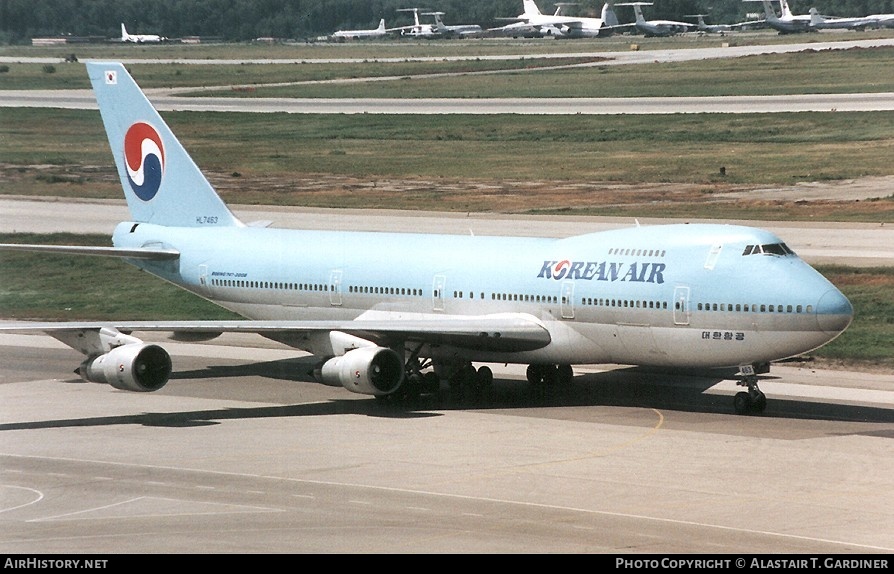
[86,62,242,228]
[377,19,386,32]
[778,0,794,18]
[523,0,543,16]
[602,3,620,26]
[120,23,129,41]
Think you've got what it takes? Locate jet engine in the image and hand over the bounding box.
[314,346,404,395]
[77,343,172,392]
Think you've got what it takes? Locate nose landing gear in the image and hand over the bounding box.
[734,364,768,415]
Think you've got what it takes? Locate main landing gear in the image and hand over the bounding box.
[733,364,767,415]
[447,362,494,401]
[526,364,573,386]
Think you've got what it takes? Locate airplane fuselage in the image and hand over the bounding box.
[114,220,852,370]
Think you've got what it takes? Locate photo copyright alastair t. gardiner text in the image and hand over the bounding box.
[615,558,890,570]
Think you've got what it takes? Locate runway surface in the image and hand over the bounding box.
[1,332,892,553]
[8,90,894,114]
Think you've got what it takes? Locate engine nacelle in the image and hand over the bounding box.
[314,346,404,396]
[78,343,172,392]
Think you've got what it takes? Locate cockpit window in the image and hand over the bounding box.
[742,243,795,257]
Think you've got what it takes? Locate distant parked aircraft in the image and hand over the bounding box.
[424,11,484,38]
[615,2,696,36]
[743,0,812,33]
[685,13,764,33]
[807,8,876,30]
[864,12,894,28]
[330,19,388,40]
[392,8,440,37]
[120,23,164,43]
[490,0,631,38]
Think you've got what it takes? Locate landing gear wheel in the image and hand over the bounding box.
[750,390,767,414]
[557,364,573,385]
[476,365,493,389]
[421,371,440,394]
[734,372,767,415]
[526,364,543,385]
[734,392,751,415]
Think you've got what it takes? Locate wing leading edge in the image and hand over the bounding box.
[0,314,552,354]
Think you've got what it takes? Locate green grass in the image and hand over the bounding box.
[808,266,894,370]
[4,109,894,181]
[0,57,602,90]
[4,41,894,98]
[1,234,890,369]
[0,234,237,320]
[221,46,894,99]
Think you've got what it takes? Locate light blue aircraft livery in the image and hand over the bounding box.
[0,62,853,414]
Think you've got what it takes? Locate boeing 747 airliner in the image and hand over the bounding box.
[0,63,853,415]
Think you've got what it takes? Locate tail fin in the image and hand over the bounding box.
[523,0,543,17]
[779,0,794,18]
[86,62,242,228]
[808,7,823,24]
[602,3,620,26]
[120,23,128,41]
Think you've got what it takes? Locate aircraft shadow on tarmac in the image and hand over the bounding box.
[170,357,893,423]
[3,359,892,432]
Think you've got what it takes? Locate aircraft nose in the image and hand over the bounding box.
[816,288,853,335]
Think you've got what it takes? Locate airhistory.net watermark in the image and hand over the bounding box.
[4,559,108,569]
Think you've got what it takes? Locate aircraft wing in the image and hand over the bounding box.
[0,315,552,353]
[0,243,180,260]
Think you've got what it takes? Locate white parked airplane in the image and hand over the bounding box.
[120,23,163,43]
[330,19,388,40]
[864,12,894,28]
[490,0,630,38]
[615,2,696,36]
[392,8,439,38]
[743,0,813,33]
[685,13,764,33]
[807,7,876,30]
[424,11,483,37]
[0,62,854,415]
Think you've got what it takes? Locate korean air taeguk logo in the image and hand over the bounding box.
[124,122,165,201]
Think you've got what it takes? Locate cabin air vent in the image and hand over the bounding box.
[704,244,722,270]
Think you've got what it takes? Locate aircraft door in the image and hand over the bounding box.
[433,274,446,312]
[673,285,690,325]
[329,269,343,306]
[561,281,575,319]
[198,264,212,297]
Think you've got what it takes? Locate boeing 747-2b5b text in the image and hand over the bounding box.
[0,63,853,415]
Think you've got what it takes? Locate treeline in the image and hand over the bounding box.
[2,0,894,44]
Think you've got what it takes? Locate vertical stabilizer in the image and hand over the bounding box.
[779,0,794,18]
[602,3,620,26]
[86,62,242,228]
[523,0,543,17]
